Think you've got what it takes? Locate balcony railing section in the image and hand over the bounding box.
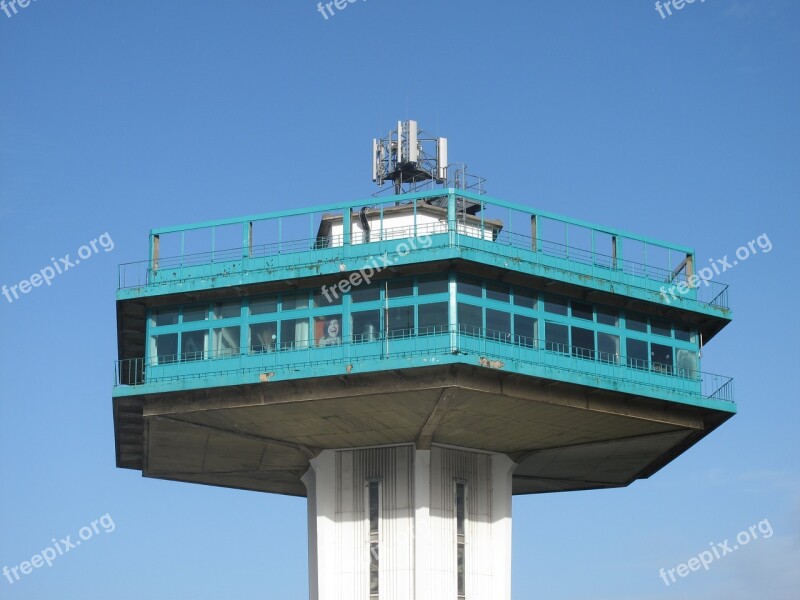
[114,325,734,406]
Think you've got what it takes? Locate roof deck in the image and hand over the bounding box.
[117,189,731,318]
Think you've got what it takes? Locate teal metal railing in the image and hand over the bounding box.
[114,325,734,407]
[118,209,730,309]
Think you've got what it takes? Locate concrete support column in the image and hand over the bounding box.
[413,449,432,600]
[301,445,515,600]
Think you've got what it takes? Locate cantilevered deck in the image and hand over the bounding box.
[112,188,734,497]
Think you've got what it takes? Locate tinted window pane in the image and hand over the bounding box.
[514,315,537,348]
[281,318,309,350]
[675,348,698,378]
[513,287,537,309]
[626,338,648,369]
[625,313,648,332]
[181,330,207,361]
[154,308,179,327]
[543,295,569,316]
[213,326,240,357]
[651,319,672,337]
[598,332,620,364]
[214,301,240,319]
[486,281,510,302]
[183,305,208,322]
[571,302,594,321]
[152,333,177,364]
[571,326,595,360]
[352,283,381,303]
[352,310,381,343]
[458,303,482,336]
[314,288,342,307]
[250,322,277,353]
[596,307,619,326]
[458,275,482,298]
[545,322,569,354]
[387,280,413,298]
[419,302,449,335]
[651,343,673,374]
[486,309,511,341]
[418,275,449,295]
[388,306,414,338]
[249,296,277,316]
[674,325,692,342]
[282,293,308,311]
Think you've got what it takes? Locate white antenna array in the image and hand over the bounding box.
[372,120,448,194]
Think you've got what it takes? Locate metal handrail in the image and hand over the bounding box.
[114,326,734,405]
[117,224,729,309]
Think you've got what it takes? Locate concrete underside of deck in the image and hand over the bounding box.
[114,364,732,497]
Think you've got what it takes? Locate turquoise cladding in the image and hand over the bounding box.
[114,189,735,414]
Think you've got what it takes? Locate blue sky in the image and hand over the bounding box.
[1,1,798,598]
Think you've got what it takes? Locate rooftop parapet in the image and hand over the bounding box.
[117,189,730,315]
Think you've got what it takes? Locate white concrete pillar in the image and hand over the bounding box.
[301,445,515,600]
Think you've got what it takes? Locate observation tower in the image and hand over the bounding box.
[113,121,735,599]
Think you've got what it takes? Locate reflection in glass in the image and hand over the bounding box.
[388,306,414,339]
[571,326,595,360]
[153,308,179,327]
[543,295,569,316]
[651,343,673,374]
[514,315,538,348]
[625,313,648,332]
[458,275,482,298]
[181,330,207,361]
[596,306,619,326]
[513,287,537,309]
[250,322,277,353]
[486,281,510,302]
[282,293,308,311]
[213,327,240,357]
[545,322,569,354]
[626,338,648,370]
[458,303,482,337]
[418,275,448,295]
[597,332,620,364]
[418,302,448,335]
[353,310,381,343]
[486,309,511,342]
[280,318,309,350]
[183,305,208,323]
[152,334,177,364]
[214,301,240,320]
[249,296,277,315]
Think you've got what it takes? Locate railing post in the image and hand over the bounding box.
[449,273,458,353]
[447,191,456,246]
[343,209,352,257]
[150,234,160,274]
[243,221,252,258]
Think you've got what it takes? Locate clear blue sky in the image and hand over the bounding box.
[1,1,798,598]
